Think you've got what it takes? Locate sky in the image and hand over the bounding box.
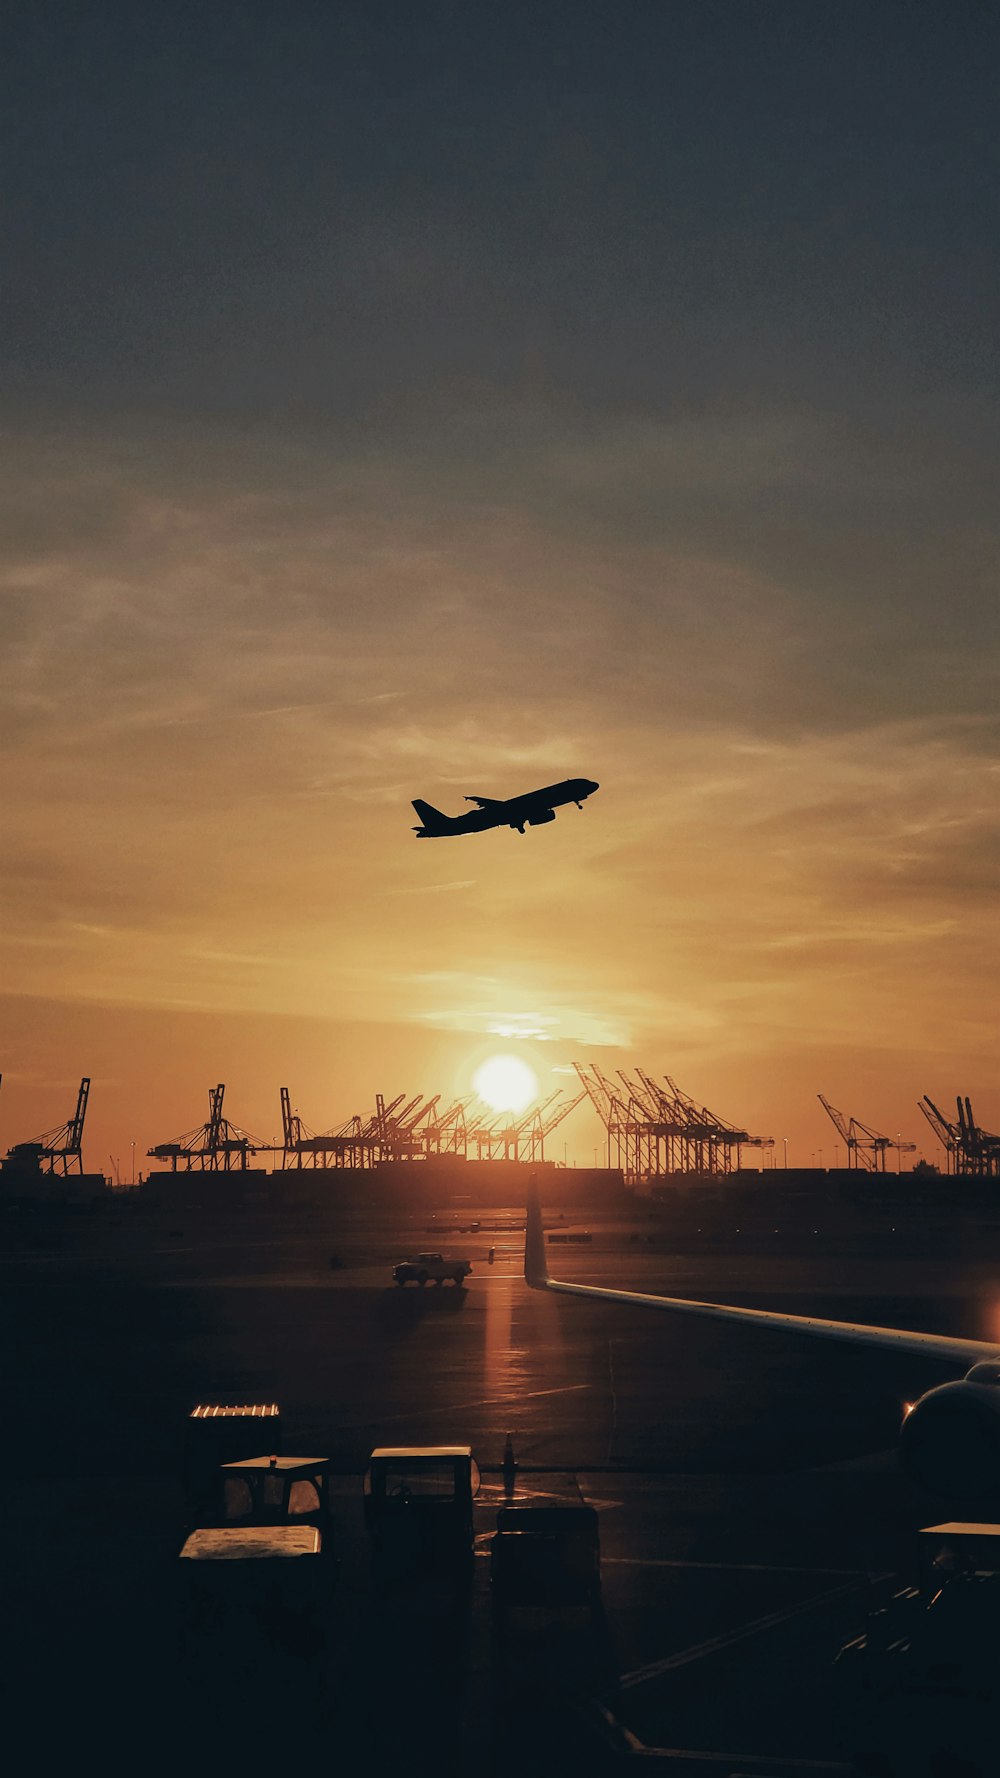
[1,1,998,1175]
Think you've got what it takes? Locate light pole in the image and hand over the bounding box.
[130,1140,135,1187]
[782,1137,788,1169]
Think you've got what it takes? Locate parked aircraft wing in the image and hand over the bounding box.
[523,1185,998,1367]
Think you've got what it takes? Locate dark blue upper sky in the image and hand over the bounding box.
[5,0,998,420]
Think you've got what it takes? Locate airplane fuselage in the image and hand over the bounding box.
[412,777,599,837]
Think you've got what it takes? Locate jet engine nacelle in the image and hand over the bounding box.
[527,810,556,825]
[899,1362,1000,1503]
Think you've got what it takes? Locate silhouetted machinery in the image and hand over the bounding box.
[818,1094,916,1171]
[576,1061,772,1181]
[184,1402,283,1526]
[364,1445,479,1593]
[466,1089,588,1163]
[491,1504,601,1624]
[1,1077,90,1176]
[836,1521,1000,1777]
[179,1402,334,1662]
[148,1084,262,1171]
[919,1095,1000,1178]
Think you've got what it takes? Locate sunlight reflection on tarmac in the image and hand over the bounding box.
[5,1203,1000,1774]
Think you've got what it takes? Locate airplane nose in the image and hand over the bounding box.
[585,779,600,792]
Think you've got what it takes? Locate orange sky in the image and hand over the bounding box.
[3,11,998,1178]
[1,422,996,1176]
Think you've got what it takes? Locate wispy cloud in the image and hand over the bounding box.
[1,413,998,1149]
[384,880,477,896]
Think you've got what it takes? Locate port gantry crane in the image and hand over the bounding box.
[917,1096,958,1173]
[275,1091,475,1169]
[399,1095,475,1159]
[918,1095,1000,1178]
[419,1096,471,1157]
[277,1088,369,1169]
[955,1097,1000,1176]
[575,1062,771,1183]
[2,1076,91,1176]
[574,1064,630,1171]
[462,1089,588,1164]
[372,1091,477,1162]
[466,1091,560,1162]
[147,1084,262,1172]
[817,1094,916,1172]
[529,1088,587,1163]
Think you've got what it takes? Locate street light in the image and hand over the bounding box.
[130,1140,135,1188]
[782,1137,788,1169]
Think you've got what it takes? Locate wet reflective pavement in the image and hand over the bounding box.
[4,1201,999,1773]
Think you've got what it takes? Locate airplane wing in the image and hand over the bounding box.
[465,795,504,809]
[524,1186,999,1367]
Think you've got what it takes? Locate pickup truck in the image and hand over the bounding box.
[392,1251,472,1287]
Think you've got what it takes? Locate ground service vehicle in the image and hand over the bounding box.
[835,1521,1000,1777]
[179,1524,325,1661]
[392,1251,471,1287]
[491,1504,601,1622]
[364,1445,479,1587]
[218,1453,333,1544]
[179,1405,333,1658]
[184,1401,282,1526]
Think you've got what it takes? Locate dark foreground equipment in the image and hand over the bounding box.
[491,1504,601,1623]
[179,1524,326,1665]
[218,1453,333,1545]
[179,1405,334,1667]
[835,1521,1000,1777]
[364,1445,479,1592]
[184,1402,282,1526]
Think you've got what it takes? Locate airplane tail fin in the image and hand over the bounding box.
[525,1177,549,1288]
[411,798,452,836]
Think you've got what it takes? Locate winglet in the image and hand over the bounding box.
[525,1176,549,1288]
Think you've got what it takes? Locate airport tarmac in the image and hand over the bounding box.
[3,1199,998,1774]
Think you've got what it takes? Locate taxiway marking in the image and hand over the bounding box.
[332,1379,593,1431]
[618,1574,885,1689]
[603,1555,879,1578]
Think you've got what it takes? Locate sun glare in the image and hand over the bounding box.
[473,1054,539,1114]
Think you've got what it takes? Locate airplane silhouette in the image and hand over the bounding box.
[412,777,599,838]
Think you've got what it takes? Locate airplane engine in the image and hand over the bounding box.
[527,810,556,825]
[899,1364,1000,1502]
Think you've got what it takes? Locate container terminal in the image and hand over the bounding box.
[2,1066,999,1223]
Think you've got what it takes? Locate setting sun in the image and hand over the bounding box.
[473,1054,539,1115]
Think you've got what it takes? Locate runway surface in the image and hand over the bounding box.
[4,1198,998,1773]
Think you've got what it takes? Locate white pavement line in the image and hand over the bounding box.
[617,1574,883,1690]
[602,1555,876,1578]
[590,1703,855,1770]
[331,1380,593,1432]
[627,1747,854,1770]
